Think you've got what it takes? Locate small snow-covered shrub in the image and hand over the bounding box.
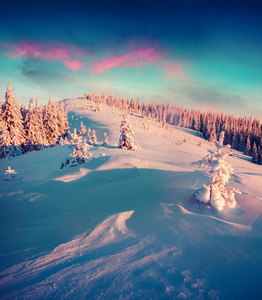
[193,131,241,211]
[4,166,17,181]
[78,121,86,135]
[61,139,92,169]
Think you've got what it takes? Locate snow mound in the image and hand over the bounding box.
[177,205,252,230]
[0,211,135,288]
[54,168,91,182]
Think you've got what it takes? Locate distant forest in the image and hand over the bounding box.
[1,81,261,165]
[82,92,262,165]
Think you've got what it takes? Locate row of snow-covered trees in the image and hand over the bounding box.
[82,92,262,164]
[0,82,68,158]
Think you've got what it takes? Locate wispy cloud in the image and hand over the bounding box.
[89,47,186,81]
[160,61,185,80]
[2,41,85,71]
[90,48,164,75]
[1,41,186,80]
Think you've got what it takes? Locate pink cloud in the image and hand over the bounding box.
[3,41,84,71]
[90,48,164,75]
[160,61,187,81]
[2,41,187,80]
[63,60,83,71]
[89,47,186,81]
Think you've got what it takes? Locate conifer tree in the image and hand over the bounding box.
[208,124,217,143]
[24,97,38,150]
[103,132,109,146]
[35,103,48,149]
[193,131,241,211]
[258,146,262,165]
[0,125,12,158]
[56,102,69,137]
[244,136,251,155]
[119,114,140,151]
[251,142,258,164]
[78,121,86,135]
[1,81,26,156]
[43,99,59,145]
[92,129,98,145]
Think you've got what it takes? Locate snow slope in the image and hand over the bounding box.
[0,98,261,299]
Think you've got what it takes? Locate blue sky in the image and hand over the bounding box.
[0,0,262,119]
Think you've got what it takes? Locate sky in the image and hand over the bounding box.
[0,0,262,119]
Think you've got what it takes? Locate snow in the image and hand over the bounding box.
[0,98,262,299]
[54,167,91,183]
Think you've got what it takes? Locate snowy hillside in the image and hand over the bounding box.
[0,98,262,299]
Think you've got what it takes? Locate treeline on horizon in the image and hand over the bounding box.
[82,92,262,165]
[0,82,68,158]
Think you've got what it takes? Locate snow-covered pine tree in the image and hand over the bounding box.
[208,124,217,143]
[43,98,60,146]
[0,96,12,158]
[0,125,12,158]
[252,142,258,164]
[24,97,38,151]
[88,132,93,145]
[119,114,140,151]
[91,129,98,145]
[20,102,26,120]
[238,134,246,152]
[78,121,86,135]
[1,82,26,157]
[71,128,82,148]
[102,132,109,146]
[258,145,262,165]
[35,103,48,149]
[244,136,251,155]
[56,102,69,137]
[193,131,241,211]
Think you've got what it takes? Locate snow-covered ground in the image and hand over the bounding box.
[0,98,261,299]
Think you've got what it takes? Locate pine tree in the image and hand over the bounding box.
[92,129,98,145]
[208,124,217,143]
[244,136,251,155]
[43,99,59,145]
[193,131,241,211]
[0,126,12,158]
[35,103,48,149]
[257,145,261,165]
[78,121,86,135]
[239,134,246,152]
[57,102,69,137]
[24,97,37,151]
[103,132,109,146]
[119,114,140,151]
[251,142,258,164]
[1,82,26,157]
